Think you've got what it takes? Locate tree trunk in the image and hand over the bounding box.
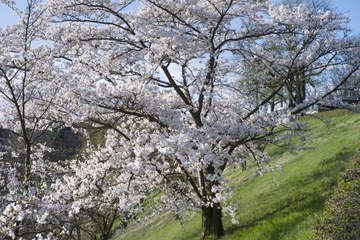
[201,203,224,240]
[23,141,32,193]
[295,74,306,105]
[270,98,275,112]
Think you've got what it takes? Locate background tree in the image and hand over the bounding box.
[236,0,357,112]
[0,0,65,238]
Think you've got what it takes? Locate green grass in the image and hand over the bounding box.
[113,110,360,240]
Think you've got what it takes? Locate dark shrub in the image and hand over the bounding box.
[316,164,360,240]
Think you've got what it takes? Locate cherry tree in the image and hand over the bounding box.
[0,0,359,239]
[0,0,69,238]
[0,2,146,238]
[237,0,360,112]
[43,0,360,238]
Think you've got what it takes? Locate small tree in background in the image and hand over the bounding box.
[0,0,65,238]
[237,0,358,111]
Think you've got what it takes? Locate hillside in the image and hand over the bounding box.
[113,110,360,240]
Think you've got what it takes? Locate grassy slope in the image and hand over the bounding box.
[114,110,360,240]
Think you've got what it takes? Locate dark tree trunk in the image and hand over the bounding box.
[270,99,275,112]
[24,142,31,185]
[295,74,306,105]
[285,80,296,108]
[288,97,295,108]
[201,203,224,240]
[298,80,306,105]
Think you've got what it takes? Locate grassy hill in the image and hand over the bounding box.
[113,110,360,240]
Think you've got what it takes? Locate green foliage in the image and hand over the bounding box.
[316,154,360,240]
[73,127,107,156]
[87,128,107,147]
[113,111,360,240]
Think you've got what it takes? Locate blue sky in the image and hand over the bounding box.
[0,1,360,33]
[332,0,360,34]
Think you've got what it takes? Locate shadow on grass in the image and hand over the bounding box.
[309,150,352,178]
[224,149,354,239]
